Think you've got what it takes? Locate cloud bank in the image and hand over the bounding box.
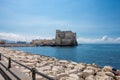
[77,36,120,44]
[0,32,53,42]
[0,32,120,43]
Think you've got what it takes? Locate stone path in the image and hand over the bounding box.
[0,73,5,80]
[0,59,32,80]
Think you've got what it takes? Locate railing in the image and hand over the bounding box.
[0,53,55,80]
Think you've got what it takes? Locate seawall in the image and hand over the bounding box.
[0,47,120,80]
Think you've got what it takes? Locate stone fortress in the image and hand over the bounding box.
[55,30,78,46]
[32,30,78,46]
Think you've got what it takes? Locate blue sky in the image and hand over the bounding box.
[0,0,120,43]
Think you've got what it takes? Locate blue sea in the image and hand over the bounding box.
[10,44,120,69]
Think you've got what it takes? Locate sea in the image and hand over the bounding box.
[10,44,120,69]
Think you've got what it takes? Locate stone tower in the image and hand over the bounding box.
[55,30,78,46]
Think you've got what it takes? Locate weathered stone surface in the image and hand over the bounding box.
[55,30,78,46]
[83,69,95,75]
[74,63,86,70]
[105,72,115,77]
[69,74,79,79]
[66,69,78,74]
[85,75,95,80]
[97,72,106,76]
[116,76,120,80]
[56,73,68,80]
[102,66,113,72]
[95,75,115,80]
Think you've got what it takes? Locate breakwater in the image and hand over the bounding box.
[0,47,120,80]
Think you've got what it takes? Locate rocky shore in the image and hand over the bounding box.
[0,47,120,80]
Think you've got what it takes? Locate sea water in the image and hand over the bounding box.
[10,44,120,69]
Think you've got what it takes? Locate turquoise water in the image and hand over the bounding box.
[10,44,120,69]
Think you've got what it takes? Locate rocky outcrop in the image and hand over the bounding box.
[0,47,120,80]
[55,30,78,46]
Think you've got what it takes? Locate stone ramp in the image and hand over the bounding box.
[0,61,32,80]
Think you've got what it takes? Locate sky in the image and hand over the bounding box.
[0,0,120,43]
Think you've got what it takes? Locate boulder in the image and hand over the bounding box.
[66,69,78,74]
[83,69,95,75]
[56,73,68,80]
[74,64,86,70]
[95,75,115,80]
[69,74,79,79]
[105,72,115,77]
[116,76,120,80]
[85,75,95,80]
[102,66,113,72]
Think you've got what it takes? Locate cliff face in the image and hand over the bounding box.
[55,30,78,46]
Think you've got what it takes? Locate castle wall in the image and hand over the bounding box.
[55,30,78,46]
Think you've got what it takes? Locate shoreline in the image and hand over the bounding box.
[0,43,78,47]
[0,47,120,80]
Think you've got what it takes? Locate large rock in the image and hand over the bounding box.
[69,74,79,79]
[116,76,120,80]
[102,66,113,72]
[95,75,115,80]
[85,75,95,80]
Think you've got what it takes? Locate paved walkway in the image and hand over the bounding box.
[0,60,32,80]
[0,73,5,80]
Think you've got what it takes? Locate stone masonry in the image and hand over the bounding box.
[55,30,78,46]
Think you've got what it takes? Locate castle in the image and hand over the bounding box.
[31,30,78,46]
[55,30,78,46]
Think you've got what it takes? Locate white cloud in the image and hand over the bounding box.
[0,32,53,42]
[101,35,108,41]
[77,36,120,44]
